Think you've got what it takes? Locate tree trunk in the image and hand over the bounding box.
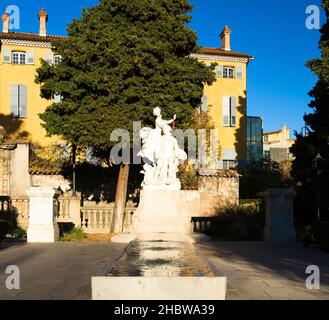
[111,164,130,234]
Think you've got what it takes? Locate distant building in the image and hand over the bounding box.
[247,116,263,167]
[263,124,295,162]
[192,25,254,170]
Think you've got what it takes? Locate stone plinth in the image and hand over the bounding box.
[92,276,226,300]
[133,190,198,234]
[27,187,61,243]
[263,189,296,243]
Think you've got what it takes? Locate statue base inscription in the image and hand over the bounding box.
[133,190,193,234]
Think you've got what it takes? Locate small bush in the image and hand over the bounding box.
[206,200,265,241]
[13,229,27,240]
[178,164,198,190]
[61,227,87,242]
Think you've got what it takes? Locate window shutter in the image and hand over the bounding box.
[3,48,11,63]
[53,94,62,104]
[19,85,28,118]
[26,51,35,65]
[201,95,207,113]
[230,96,237,127]
[10,85,19,117]
[222,96,230,127]
[236,66,243,79]
[216,65,223,78]
[222,148,237,160]
[45,52,53,64]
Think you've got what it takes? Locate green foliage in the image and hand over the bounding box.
[239,161,293,199]
[206,201,264,241]
[61,227,87,242]
[13,229,27,240]
[178,163,198,190]
[291,0,329,222]
[35,0,216,157]
[30,143,69,170]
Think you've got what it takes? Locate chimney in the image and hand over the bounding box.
[220,25,232,51]
[2,13,9,33]
[280,124,287,146]
[38,8,48,37]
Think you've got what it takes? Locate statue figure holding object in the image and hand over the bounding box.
[138,108,187,190]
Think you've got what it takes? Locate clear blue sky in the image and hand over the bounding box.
[0,0,326,134]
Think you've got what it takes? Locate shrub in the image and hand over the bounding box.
[206,200,265,241]
[61,227,87,242]
[13,229,27,240]
[178,164,198,190]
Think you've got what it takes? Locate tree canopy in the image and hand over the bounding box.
[291,0,329,222]
[36,0,215,154]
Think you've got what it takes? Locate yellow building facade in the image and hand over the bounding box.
[0,10,253,169]
[0,9,63,146]
[192,26,253,169]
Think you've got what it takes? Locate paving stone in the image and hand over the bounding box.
[0,242,126,300]
[196,241,329,300]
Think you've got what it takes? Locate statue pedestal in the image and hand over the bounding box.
[133,190,193,234]
[142,183,181,191]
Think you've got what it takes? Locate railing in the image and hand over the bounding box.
[81,206,137,234]
[191,217,214,233]
[1,193,137,234]
[81,207,113,233]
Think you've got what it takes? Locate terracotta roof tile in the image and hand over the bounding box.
[198,47,253,60]
[0,32,253,60]
[0,32,66,42]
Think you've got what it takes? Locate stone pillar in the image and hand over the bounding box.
[69,195,82,227]
[27,187,61,243]
[263,189,296,243]
[10,141,31,196]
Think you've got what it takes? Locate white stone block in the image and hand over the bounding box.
[27,187,60,243]
[133,190,197,234]
[92,276,227,300]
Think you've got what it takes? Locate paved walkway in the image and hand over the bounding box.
[197,241,329,300]
[1,240,329,300]
[0,242,125,300]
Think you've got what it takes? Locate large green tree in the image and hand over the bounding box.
[291,0,329,222]
[36,0,215,232]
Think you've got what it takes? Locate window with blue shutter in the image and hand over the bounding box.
[230,96,237,127]
[26,51,35,65]
[3,48,11,63]
[10,84,28,118]
[45,52,53,64]
[10,85,19,117]
[19,85,28,118]
[216,65,223,78]
[222,96,237,127]
[222,96,230,127]
[236,66,243,79]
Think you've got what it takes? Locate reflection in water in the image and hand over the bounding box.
[108,233,214,277]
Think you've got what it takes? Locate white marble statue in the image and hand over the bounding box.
[138,108,187,190]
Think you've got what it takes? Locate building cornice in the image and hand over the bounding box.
[191,53,252,64]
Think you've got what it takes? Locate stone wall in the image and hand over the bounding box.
[197,170,239,217]
[31,174,71,192]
